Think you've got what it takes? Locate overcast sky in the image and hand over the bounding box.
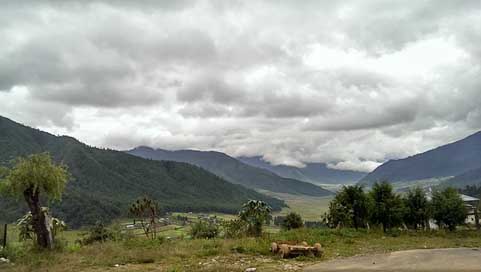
[1,1,481,172]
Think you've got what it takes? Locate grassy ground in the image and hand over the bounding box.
[3,228,481,272]
[260,191,333,221]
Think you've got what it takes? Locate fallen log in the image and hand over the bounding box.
[271,241,323,258]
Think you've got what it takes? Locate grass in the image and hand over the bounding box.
[260,191,333,221]
[3,228,481,272]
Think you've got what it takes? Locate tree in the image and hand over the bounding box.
[239,200,272,237]
[129,196,159,239]
[17,208,66,242]
[403,187,431,230]
[432,188,466,231]
[326,185,371,229]
[0,153,69,249]
[369,182,405,232]
[282,212,303,230]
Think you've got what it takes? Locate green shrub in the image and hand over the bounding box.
[78,221,114,245]
[222,219,248,238]
[282,212,304,230]
[190,220,219,239]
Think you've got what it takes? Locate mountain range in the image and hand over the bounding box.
[360,131,481,187]
[0,116,284,227]
[127,147,333,197]
[238,156,366,185]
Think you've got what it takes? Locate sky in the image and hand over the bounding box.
[1,0,481,172]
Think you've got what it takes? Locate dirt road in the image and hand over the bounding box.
[305,248,481,272]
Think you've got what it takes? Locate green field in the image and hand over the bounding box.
[259,190,333,221]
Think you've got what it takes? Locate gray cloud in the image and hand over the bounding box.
[1,1,481,172]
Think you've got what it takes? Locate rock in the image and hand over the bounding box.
[245,268,257,272]
[0,257,10,264]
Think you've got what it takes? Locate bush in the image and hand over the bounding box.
[222,219,248,238]
[190,220,219,239]
[78,221,114,245]
[282,212,304,230]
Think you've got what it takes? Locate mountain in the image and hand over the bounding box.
[238,156,366,185]
[0,116,285,227]
[127,147,333,197]
[360,131,481,186]
[444,166,481,188]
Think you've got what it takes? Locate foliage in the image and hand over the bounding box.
[403,187,431,230]
[369,182,405,232]
[239,200,272,237]
[129,197,159,239]
[79,221,114,245]
[0,153,69,201]
[0,153,69,249]
[7,228,481,272]
[282,212,304,230]
[16,209,66,242]
[222,219,248,239]
[190,220,219,239]
[326,185,371,229]
[432,187,467,231]
[0,116,285,228]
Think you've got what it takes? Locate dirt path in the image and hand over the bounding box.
[305,248,481,272]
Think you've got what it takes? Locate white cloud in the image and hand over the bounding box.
[1,1,481,172]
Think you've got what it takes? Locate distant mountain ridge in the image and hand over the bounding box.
[360,131,481,186]
[0,116,285,227]
[238,156,366,185]
[127,147,333,197]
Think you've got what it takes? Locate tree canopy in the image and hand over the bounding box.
[403,187,431,230]
[326,185,371,229]
[432,188,467,231]
[239,200,272,236]
[369,181,405,232]
[0,153,69,201]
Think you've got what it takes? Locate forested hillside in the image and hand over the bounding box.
[127,147,333,197]
[0,116,285,227]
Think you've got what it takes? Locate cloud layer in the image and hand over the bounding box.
[1,0,481,172]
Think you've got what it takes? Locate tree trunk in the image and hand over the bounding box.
[24,187,54,249]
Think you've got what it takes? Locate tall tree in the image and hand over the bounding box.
[239,200,272,237]
[432,187,466,231]
[403,187,431,230]
[326,185,371,229]
[369,181,405,232]
[0,153,69,249]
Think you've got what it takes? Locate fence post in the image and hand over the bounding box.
[2,224,6,248]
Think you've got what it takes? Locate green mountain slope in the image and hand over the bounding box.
[127,147,333,197]
[0,116,285,227]
[359,131,481,186]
